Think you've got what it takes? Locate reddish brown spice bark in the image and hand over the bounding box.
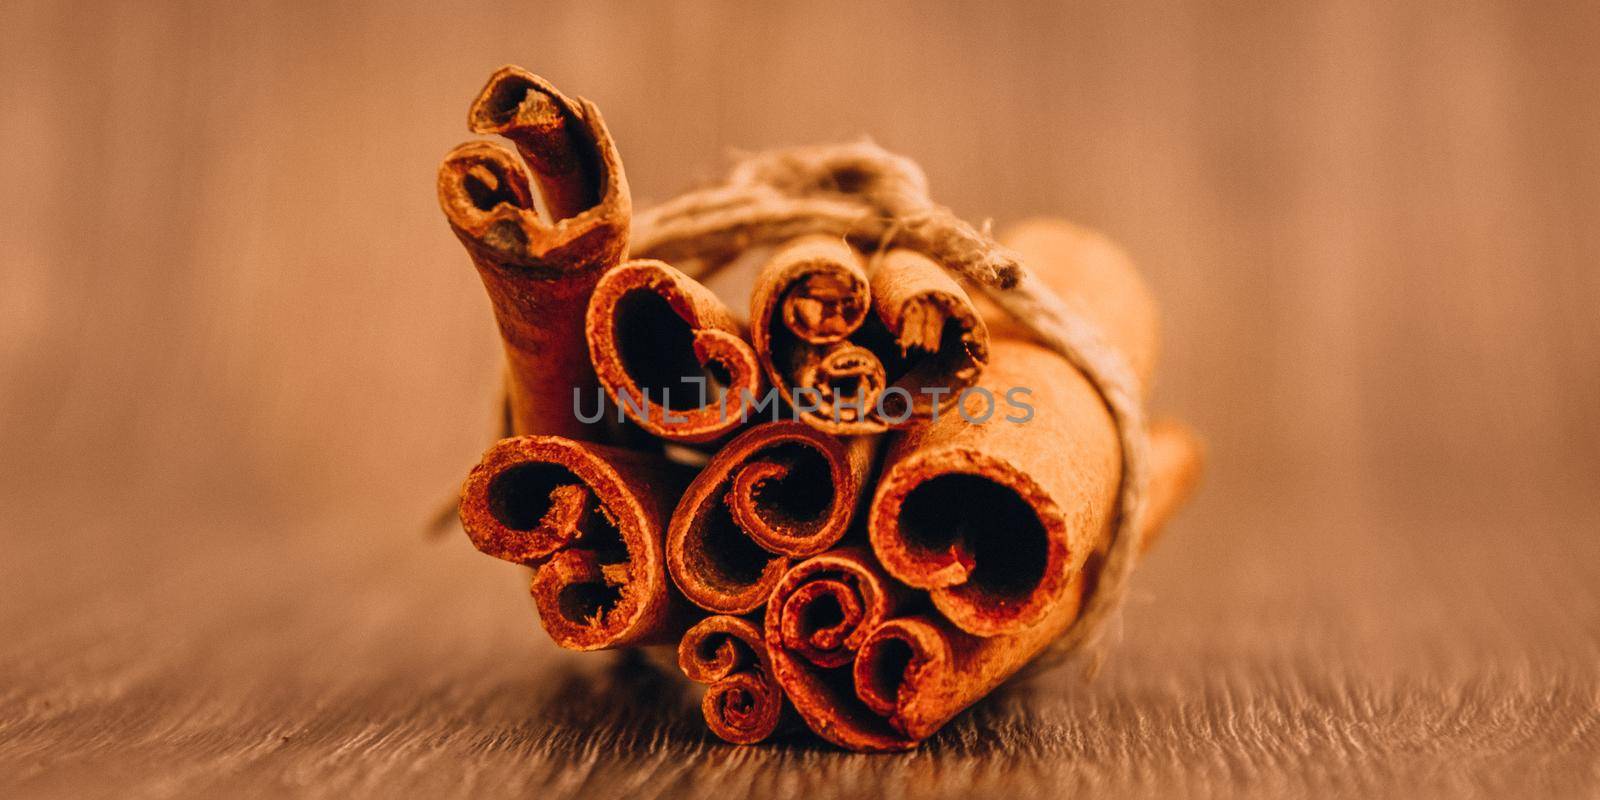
[586,259,764,443]
[750,236,988,434]
[867,219,1159,636]
[761,547,915,751]
[438,67,630,440]
[677,615,787,744]
[459,436,691,650]
[851,419,1202,742]
[665,421,877,614]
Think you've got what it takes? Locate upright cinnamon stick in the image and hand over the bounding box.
[586,259,764,442]
[750,236,989,434]
[459,436,691,650]
[438,67,630,440]
[851,420,1202,742]
[665,421,876,614]
[867,219,1158,636]
[677,615,788,744]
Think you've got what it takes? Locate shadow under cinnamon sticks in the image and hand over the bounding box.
[438,66,630,441]
[458,435,695,650]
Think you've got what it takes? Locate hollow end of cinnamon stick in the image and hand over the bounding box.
[665,422,875,614]
[586,259,764,443]
[677,615,786,745]
[868,248,991,422]
[867,443,1074,637]
[763,547,916,752]
[468,66,604,223]
[441,68,629,276]
[751,236,990,433]
[459,436,689,650]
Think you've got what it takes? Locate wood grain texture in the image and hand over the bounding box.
[1,1,1597,797]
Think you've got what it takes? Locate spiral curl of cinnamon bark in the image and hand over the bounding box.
[459,436,689,650]
[750,236,988,434]
[762,547,914,752]
[438,67,630,440]
[853,420,1202,741]
[677,616,786,744]
[867,221,1156,636]
[666,422,876,614]
[586,260,764,443]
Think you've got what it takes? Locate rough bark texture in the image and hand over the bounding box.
[677,615,788,745]
[750,236,989,433]
[459,436,693,650]
[868,220,1158,636]
[438,68,631,441]
[587,259,764,443]
[665,422,877,614]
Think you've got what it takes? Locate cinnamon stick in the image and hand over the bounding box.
[586,259,764,442]
[851,419,1203,742]
[459,436,691,650]
[867,219,1158,636]
[438,67,630,440]
[750,236,988,434]
[665,421,876,614]
[761,547,914,752]
[677,615,788,744]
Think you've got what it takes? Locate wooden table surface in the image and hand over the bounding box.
[2,1,1596,797]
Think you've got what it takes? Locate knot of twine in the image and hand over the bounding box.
[634,140,1151,670]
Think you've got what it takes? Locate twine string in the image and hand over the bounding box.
[633,140,1151,665]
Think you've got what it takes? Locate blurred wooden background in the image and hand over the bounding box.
[1,1,1596,797]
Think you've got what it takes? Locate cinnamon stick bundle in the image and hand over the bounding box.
[867,219,1159,636]
[458,436,692,650]
[435,70,1205,750]
[750,236,989,434]
[586,259,764,442]
[438,67,630,440]
[677,615,788,744]
[665,421,877,614]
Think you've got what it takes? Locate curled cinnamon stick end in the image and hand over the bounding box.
[438,68,630,440]
[751,236,882,434]
[678,616,786,744]
[851,420,1203,742]
[763,547,914,752]
[867,220,1158,636]
[459,436,690,650]
[868,249,990,420]
[468,66,604,222]
[586,259,764,443]
[666,421,876,614]
[868,340,1116,636]
[750,237,989,433]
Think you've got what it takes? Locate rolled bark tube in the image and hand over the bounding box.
[677,615,787,744]
[867,219,1158,636]
[868,248,990,420]
[665,421,877,614]
[762,547,915,752]
[853,419,1203,742]
[750,237,989,433]
[459,436,690,650]
[438,67,630,440]
[586,259,764,443]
